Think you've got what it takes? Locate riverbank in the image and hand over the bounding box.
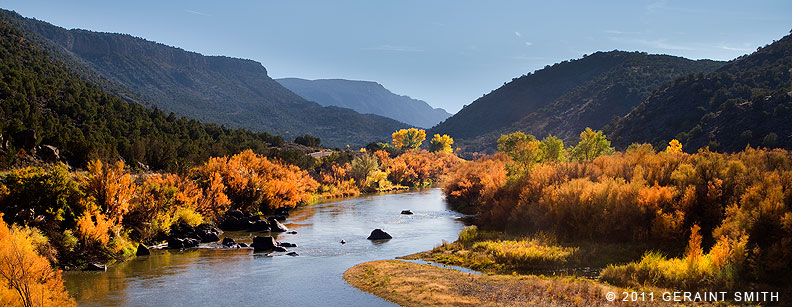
[344,260,691,306]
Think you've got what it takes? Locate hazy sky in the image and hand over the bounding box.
[2,0,790,113]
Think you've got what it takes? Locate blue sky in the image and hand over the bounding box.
[2,0,790,113]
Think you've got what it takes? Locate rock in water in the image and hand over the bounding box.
[84,263,106,271]
[268,217,289,232]
[367,229,392,240]
[135,243,150,256]
[183,238,200,248]
[167,238,185,249]
[286,252,299,256]
[401,210,413,215]
[251,236,278,251]
[222,237,236,246]
[249,220,271,232]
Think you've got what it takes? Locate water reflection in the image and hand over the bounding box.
[64,188,466,307]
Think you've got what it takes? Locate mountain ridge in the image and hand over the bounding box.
[0,9,407,148]
[429,50,724,153]
[277,77,451,128]
[606,33,792,152]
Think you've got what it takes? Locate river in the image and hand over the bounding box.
[63,188,467,306]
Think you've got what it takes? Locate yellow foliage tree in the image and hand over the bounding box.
[428,134,454,154]
[0,219,76,307]
[392,128,426,150]
[666,139,683,154]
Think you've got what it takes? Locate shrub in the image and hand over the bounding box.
[472,238,578,268]
[0,219,76,307]
[191,150,318,212]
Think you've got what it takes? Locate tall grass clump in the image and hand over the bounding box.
[600,225,749,291]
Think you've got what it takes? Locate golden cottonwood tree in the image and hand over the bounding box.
[428,134,454,153]
[392,128,426,150]
[0,219,75,307]
[666,139,683,154]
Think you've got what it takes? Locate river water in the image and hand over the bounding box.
[63,188,467,306]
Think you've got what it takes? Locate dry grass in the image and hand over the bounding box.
[344,260,696,307]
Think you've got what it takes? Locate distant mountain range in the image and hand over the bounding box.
[0,9,407,148]
[429,51,724,153]
[277,78,451,128]
[2,8,789,156]
[607,33,792,152]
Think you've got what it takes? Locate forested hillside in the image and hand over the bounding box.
[0,9,407,148]
[0,18,283,170]
[430,51,722,153]
[277,78,451,128]
[607,33,792,152]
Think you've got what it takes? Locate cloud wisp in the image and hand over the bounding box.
[184,10,212,17]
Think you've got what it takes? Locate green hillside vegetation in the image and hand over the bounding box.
[607,33,792,152]
[430,51,722,153]
[0,18,285,171]
[0,9,407,148]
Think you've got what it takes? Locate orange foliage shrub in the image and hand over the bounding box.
[387,150,461,187]
[443,155,508,214]
[0,219,75,307]
[191,150,318,212]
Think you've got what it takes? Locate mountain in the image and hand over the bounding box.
[276,78,451,128]
[429,51,723,153]
[607,33,792,152]
[0,9,407,148]
[0,16,285,171]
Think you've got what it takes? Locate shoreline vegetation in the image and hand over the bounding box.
[343,129,792,306]
[0,128,459,306]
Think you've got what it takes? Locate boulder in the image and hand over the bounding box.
[201,232,220,243]
[251,236,278,251]
[268,217,289,232]
[83,263,106,271]
[37,145,59,162]
[220,217,253,231]
[183,238,200,248]
[248,220,271,232]
[340,240,346,244]
[167,238,185,249]
[401,210,414,215]
[286,231,297,234]
[367,229,392,240]
[222,237,236,246]
[286,252,299,257]
[278,242,297,248]
[273,246,288,252]
[135,243,150,256]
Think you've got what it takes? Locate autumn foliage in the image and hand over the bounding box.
[191,150,318,212]
[445,134,792,287]
[0,218,75,307]
[392,128,426,150]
